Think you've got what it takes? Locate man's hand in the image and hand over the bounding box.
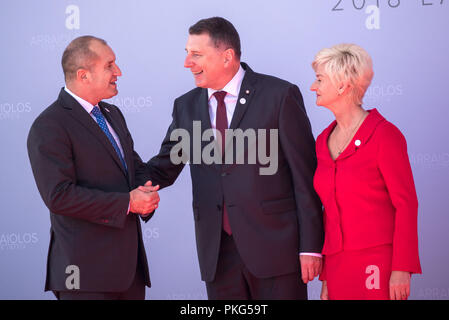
[299,255,322,284]
[129,181,160,215]
[138,180,159,193]
[389,271,411,300]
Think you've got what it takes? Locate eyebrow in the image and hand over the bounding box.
[185,48,201,54]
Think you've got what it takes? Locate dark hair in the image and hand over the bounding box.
[61,35,107,82]
[189,17,241,59]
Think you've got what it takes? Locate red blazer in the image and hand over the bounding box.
[314,109,421,274]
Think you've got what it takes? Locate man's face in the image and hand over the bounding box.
[184,33,228,90]
[88,41,122,102]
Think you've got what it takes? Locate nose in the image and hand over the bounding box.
[184,55,193,69]
[114,64,122,77]
[310,81,317,92]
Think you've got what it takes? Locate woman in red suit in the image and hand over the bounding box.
[310,44,421,300]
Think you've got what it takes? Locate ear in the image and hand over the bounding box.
[223,48,235,66]
[337,80,351,96]
[76,68,89,82]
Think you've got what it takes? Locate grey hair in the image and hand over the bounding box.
[312,43,374,106]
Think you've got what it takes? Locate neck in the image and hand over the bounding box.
[66,83,100,106]
[331,102,366,130]
[212,62,240,90]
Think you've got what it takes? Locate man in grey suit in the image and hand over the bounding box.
[27,36,159,300]
[138,17,324,299]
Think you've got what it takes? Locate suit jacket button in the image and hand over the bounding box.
[221,172,228,177]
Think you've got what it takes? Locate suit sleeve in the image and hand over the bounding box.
[278,85,324,253]
[27,116,130,229]
[135,99,186,189]
[114,106,155,222]
[377,123,422,274]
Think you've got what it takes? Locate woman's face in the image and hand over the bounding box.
[310,64,340,108]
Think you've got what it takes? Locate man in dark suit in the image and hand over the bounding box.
[27,36,160,300]
[138,17,324,299]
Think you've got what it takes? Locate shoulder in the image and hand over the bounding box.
[373,115,408,154]
[172,87,204,113]
[28,100,69,145]
[249,70,303,101]
[253,70,295,89]
[169,87,205,119]
[29,99,64,130]
[376,118,406,144]
[240,62,301,98]
[175,87,203,104]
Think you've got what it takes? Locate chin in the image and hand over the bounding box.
[195,80,207,88]
[315,100,326,107]
[107,90,118,99]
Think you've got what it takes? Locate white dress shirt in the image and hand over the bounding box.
[207,65,245,130]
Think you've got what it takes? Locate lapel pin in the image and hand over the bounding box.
[245,90,250,94]
[104,107,110,113]
[355,139,361,147]
[239,97,246,104]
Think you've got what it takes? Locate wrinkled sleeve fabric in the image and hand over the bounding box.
[27,116,130,229]
[278,85,324,254]
[377,123,421,274]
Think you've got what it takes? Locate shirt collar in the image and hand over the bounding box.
[64,86,97,114]
[317,108,386,161]
[207,65,246,100]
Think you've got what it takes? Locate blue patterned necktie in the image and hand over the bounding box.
[91,106,128,172]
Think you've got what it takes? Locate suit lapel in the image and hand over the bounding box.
[198,88,215,150]
[198,89,212,131]
[225,63,258,154]
[58,89,128,178]
[99,102,131,180]
[228,65,257,130]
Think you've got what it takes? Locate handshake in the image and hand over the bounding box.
[129,181,161,215]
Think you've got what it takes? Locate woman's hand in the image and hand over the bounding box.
[321,280,329,300]
[389,271,411,300]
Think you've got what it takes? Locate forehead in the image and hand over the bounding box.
[315,65,332,80]
[90,41,115,61]
[185,33,216,51]
[314,63,326,74]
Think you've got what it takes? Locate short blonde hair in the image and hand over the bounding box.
[312,43,374,106]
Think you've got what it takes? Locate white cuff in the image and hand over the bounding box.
[299,252,323,258]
